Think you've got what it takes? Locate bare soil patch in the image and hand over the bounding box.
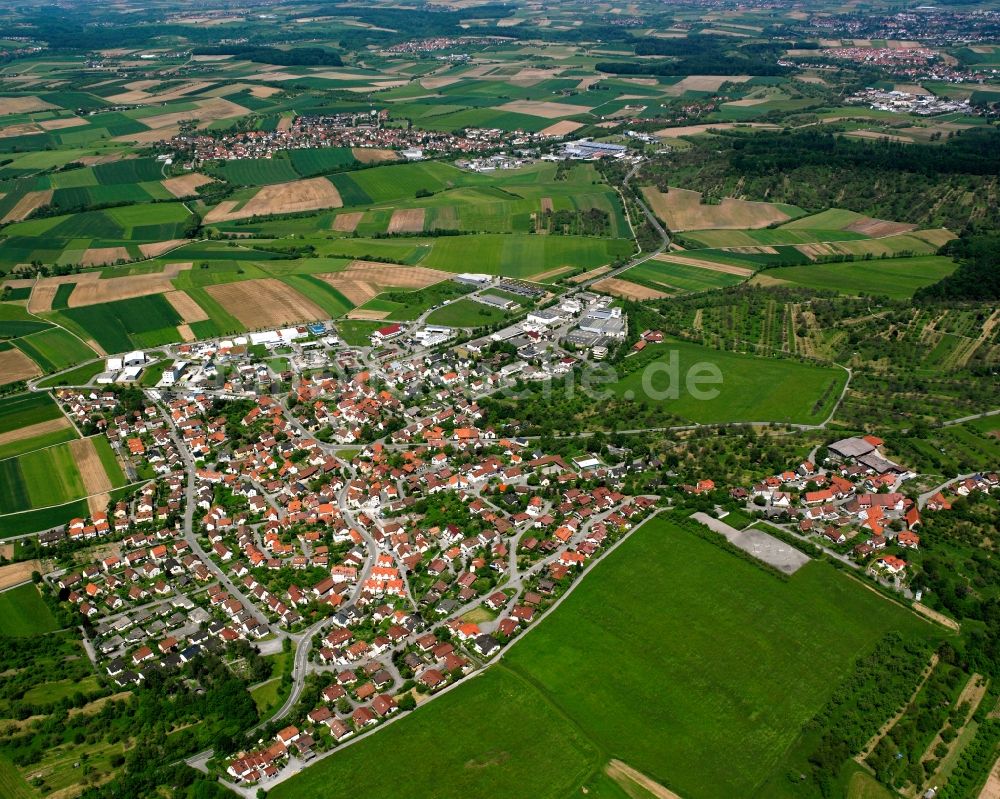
[0,348,42,383]
[663,75,751,96]
[498,99,592,118]
[206,278,328,328]
[606,759,684,799]
[569,265,611,284]
[387,208,426,233]
[137,239,188,259]
[31,262,192,307]
[0,96,56,115]
[38,117,88,131]
[249,85,282,99]
[139,97,248,132]
[0,416,72,449]
[80,247,131,268]
[531,265,573,281]
[161,173,214,198]
[164,290,209,323]
[176,324,196,343]
[540,119,583,137]
[654,122,777,138]
[70,437,114,497]
[0,560,42,591]
[0,123,42,138]
[319,260,450,307]
[347,309,390,320]
[2,190,52,224]
[332,212,364,232]
[593,277,668,301]
[352,147,397,164]
[539,197,554,213]
[843,217,917,237]
[115,126,179,145]
[204,178,342,223]
[643,187,791,231]
[653,253,753,276]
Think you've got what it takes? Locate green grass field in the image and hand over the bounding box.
[59,294,182,353]
[272,518,937,799]
[421,234,634,277]
[615,340,847,425]
[426,298,509,327]
[625,260,746,294]
[762,256,958,300]
[0,583,59,636]
[0,424,78,461]
[0,441,86,514]
[13,327,95,372]
[0,392,61,435]
[0,753,35,799]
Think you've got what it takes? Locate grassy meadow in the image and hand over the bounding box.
[614,339,847,425]
[270,518,938,799]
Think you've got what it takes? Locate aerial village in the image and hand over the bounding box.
[27,270,996,790]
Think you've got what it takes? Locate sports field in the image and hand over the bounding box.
[758,256,958,300]
[0,583,59,636]
[271,518,937,799]
[614,339,847,425]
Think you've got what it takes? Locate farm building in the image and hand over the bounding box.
[371,324,404,345]
[455,273,494,286]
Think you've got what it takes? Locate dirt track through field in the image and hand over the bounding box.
[606,760,684,799]
[70,437,113,497]
[0,416,73,448]
[593,277,668,301]
[204,178,342,223]
[206,278,328,328]
[0,348,42,383]
[319,260,450,307]
[2,190,52,224]
[652,253,753,277]
[332,212,364,232]
[569,265,611,284]
[161,173,214,198]
[387,208,425,233]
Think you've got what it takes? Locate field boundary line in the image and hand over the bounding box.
[218,507,664,797]
[0,478,146,518]
[0,428,96,465]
